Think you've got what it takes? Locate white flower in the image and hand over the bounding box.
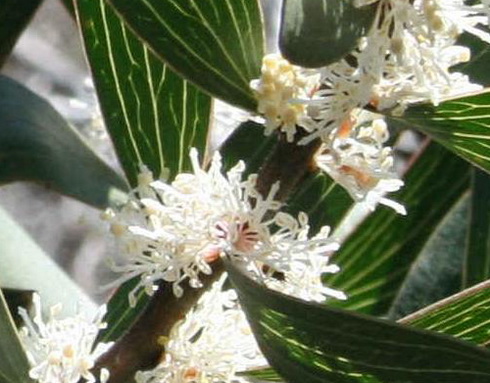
[315,113,406,215]
[250,53,320,142]
[18,294,112,383]
[135,275,266,383]
[104,148,345,305]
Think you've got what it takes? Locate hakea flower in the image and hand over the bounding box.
[251,0,490,146]
[18,294,112,383]
[250,53,320,142]
[315,112,406,215]
[136,275,266,383]
[104,148,345,305]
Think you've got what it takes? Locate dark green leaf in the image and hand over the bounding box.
[325,142,470,315]
[279,0,376,68]
[2,289,34,327]
[285,172,352,234]
[0,289,33,383]
[463,168,490,287]
[0,75,127,208]
[389,193,470,319]
[106,0,264,111]
[391,90,490,175]
[0,205,97,317]
[401,279,490,347]
[456,30,490,87]
[241,367,283,382]
[227,259,490,383]
[0,0,42,67]
[76,0,212,186]
[96,278,150,343]
[220,120,277,175]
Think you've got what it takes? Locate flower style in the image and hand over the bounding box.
[135,275,266,383]
[104,148,345,305]
[18,294,112,383]
[315,113,406,215]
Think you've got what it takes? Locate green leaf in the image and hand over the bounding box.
[463,168,490,287]
[285,172,352,234]
[96,278,150,343]
[0,289,33,383]
[0,205,96,318]
[279,0,376,68]
[401,279,490,347]
[325,142,470,315]
[106,0,264,111]
[226,260,490,383]
[0,75,128,208]
[76,0,212,186]
[392,90,490,175]
[241,367,283,382]
[220,120,276,174]
[0,0,42,67]
[389,193,470,319]
[456,31,490,87]
[2,289,34,327]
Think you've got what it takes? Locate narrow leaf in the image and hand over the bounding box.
[0,0,42,67]
[463,168,490,287]
[0,289,32,383]
[2,289,34,327]
[325,142,470,315]
[96,278,150,343]
[0,75,127,209]
[389,193,470,319]
[392,90,490,174]
[227,260,490,383]
[401,279,490,347]
[279,0,376,68]
[76,0,211,186]
[106,0,264,111]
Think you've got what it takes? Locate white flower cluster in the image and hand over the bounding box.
[251,0,490,213]
[104,149,344,305]
[136,276,266,383]
[18,295,112,383]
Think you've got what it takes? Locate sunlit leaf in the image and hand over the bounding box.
[0,75,127,208]
[401,279,490,347]
[76,0,212,186]
[391,90,490,175]
[325,142,470,315]
[227,260,490,383]
[106,0,264,111]
[279,0,376,67]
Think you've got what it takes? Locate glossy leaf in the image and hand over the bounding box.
[76,0,211,186]
[463,168,490,287]
[0,205,96,318]
[401,279,490,347]
[392,90,490,175]
[227,260,490,383]
[0,0,42,67]
[324,142,470,315]
[106,0,264,111]
[279,0,376,68]
[96,278,150,343]
[389,193,469,319]
[0,75,127,208]
[0,289,32,383]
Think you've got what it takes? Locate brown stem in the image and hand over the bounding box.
[92,260,224,383]
[93,131,321,383]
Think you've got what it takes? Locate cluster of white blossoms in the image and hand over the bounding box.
[18,295,112,383]
[103,148,344,306]
[136,276,266,383]
[251,0,490,213]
